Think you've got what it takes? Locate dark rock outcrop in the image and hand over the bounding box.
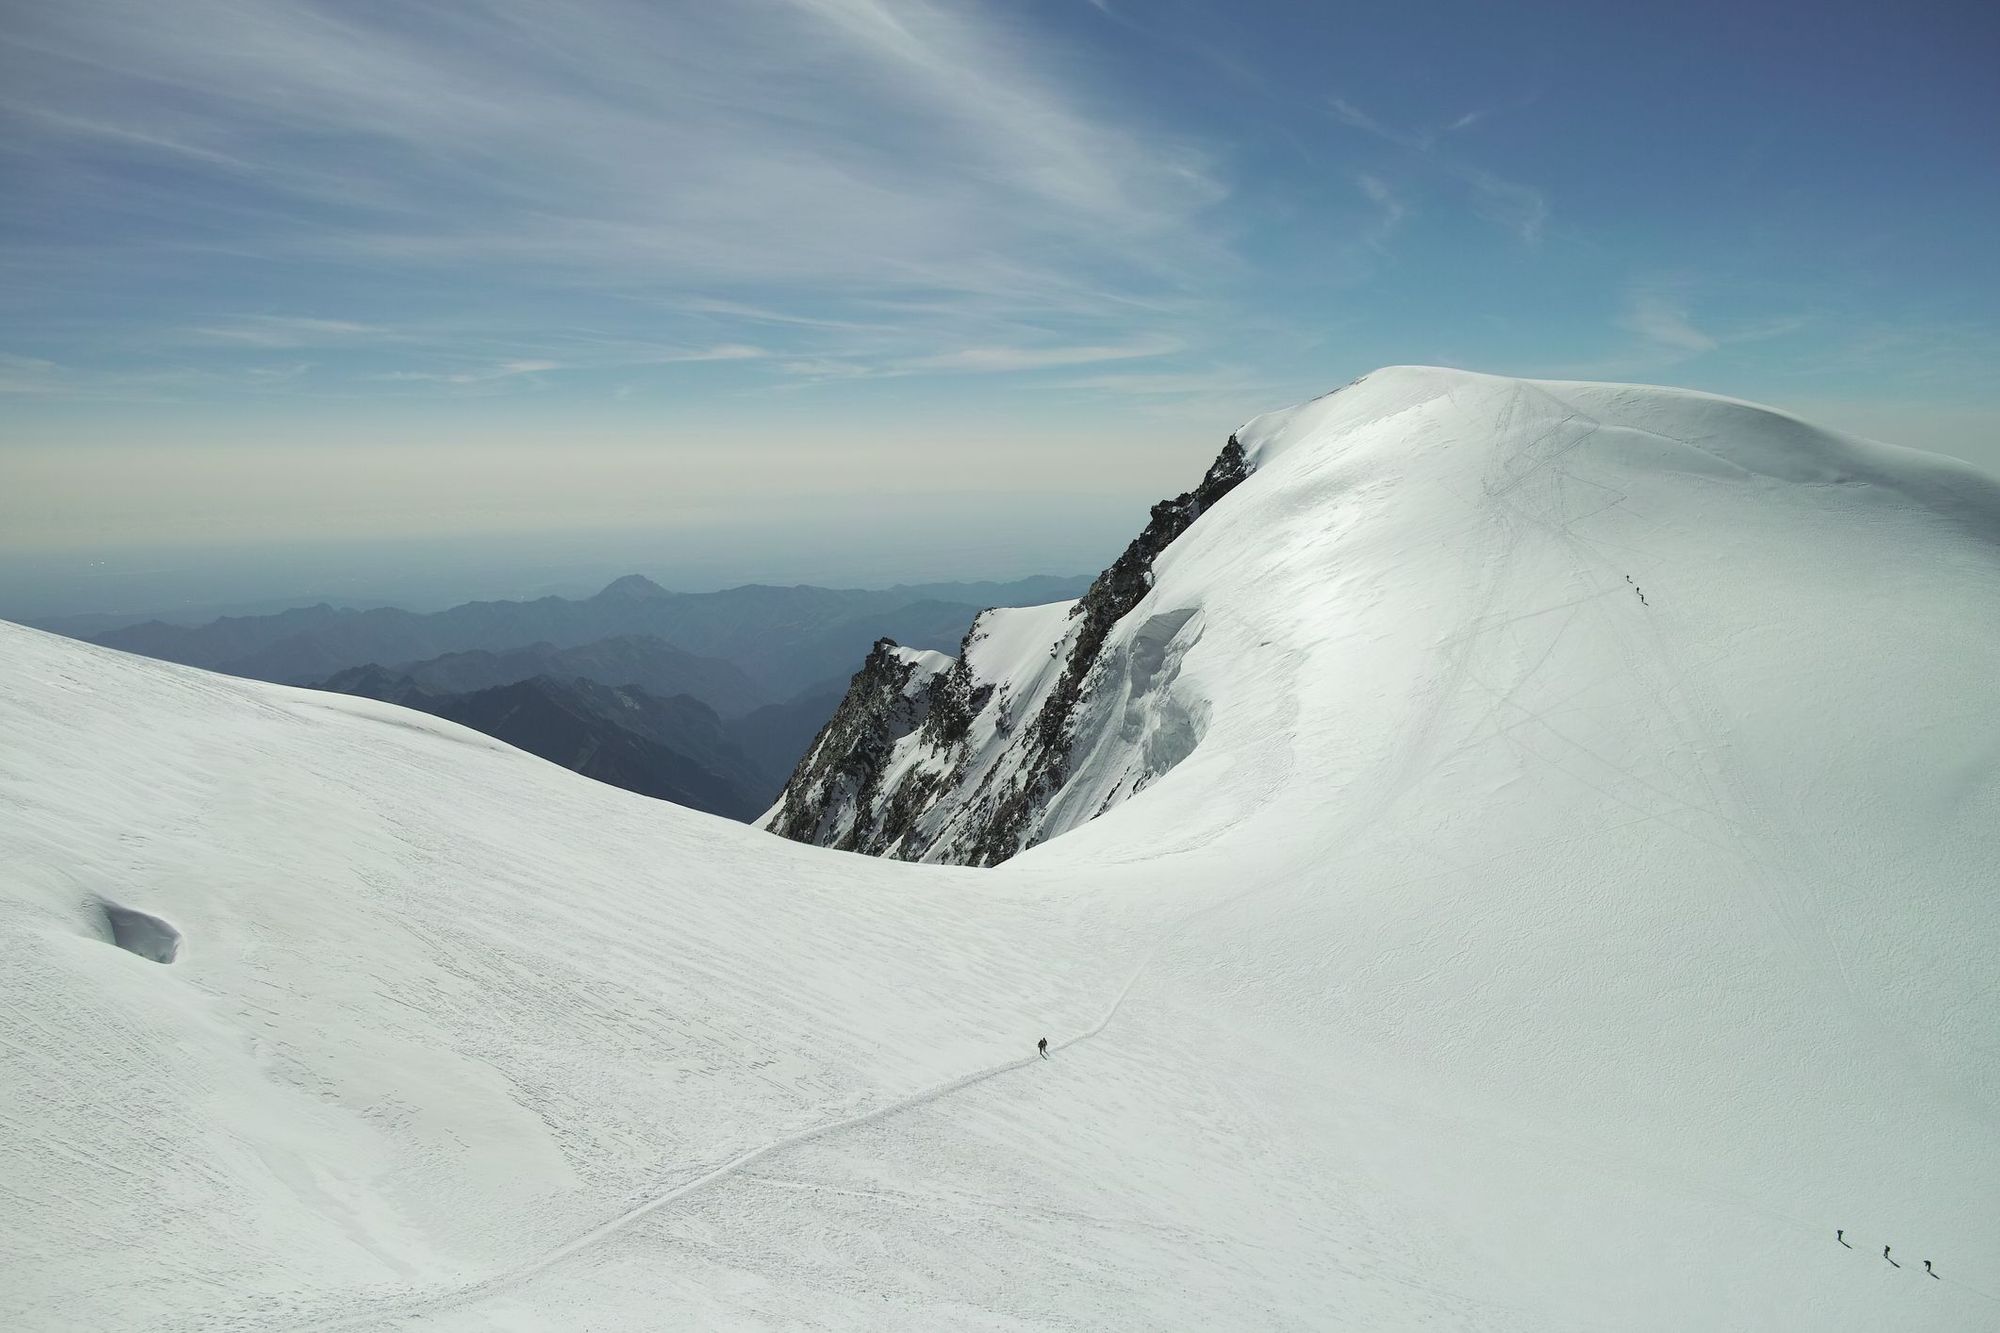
[764,434,1251,865]
[763,640,949,849]
[968,435,1248,863]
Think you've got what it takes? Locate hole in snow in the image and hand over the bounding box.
[97,900,182,964]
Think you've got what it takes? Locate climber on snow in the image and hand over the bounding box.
[1038,1037,1049,1059]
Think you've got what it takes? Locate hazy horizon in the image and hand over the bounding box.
[4,0,1996,615]
[0,512,1121,623]
[10,383,2000,622]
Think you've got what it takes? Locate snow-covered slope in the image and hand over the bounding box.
[6,367,2000,1331]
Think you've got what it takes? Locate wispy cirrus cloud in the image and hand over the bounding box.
[1616,282,1808,363]
[1355,174,1409,251]
[1618,291,1718,354]
[903,336,1183,374]
[377,343,767,387]
[183,316,388,347]
[2,0,1226,390]
[378,359,566,386]
[771,334,1183,386]
[0,352,319,399]
[1531,281,1810,380]
[0,354,64,395]
[1329,96,1548,244]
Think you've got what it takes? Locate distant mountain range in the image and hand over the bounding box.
[89,574,1090,701]
[339,634,767,718]
[72,573,1091,820]
[321,669,781,819]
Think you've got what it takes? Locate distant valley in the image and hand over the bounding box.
[68,574,1091,818]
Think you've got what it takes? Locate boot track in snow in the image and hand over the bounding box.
[290,959,1154,1331]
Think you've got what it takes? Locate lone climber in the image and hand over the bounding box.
[1038,1037,1049,1059]
[1884,1246,1898,1267]
[1925,1260,1938,1278]
[1836,1229,1849,1247]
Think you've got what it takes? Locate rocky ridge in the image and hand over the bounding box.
[764,435,1250,864]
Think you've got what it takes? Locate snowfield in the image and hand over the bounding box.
[4,367,1999,1329]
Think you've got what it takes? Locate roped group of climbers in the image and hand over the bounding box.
[1838,1230,1937,1278]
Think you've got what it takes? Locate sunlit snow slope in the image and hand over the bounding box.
[5,367,1999,1331]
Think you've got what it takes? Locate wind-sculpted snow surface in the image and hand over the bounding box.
[5,367,2000,1330]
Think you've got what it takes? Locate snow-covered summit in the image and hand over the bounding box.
[5,367,2000,1330]
[1243,365,2000,515]
[768,365,2000,867]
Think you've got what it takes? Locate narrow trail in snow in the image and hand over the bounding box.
[285,806,1304,1333]
[287,949,1157,1332]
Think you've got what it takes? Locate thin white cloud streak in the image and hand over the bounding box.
[770,335,1182,385]
[184,316,387,347]
[1457,166,1548,246]
[1355,174,1408,250]
[903,336,1183,373]
[663,299,897,335]
[1056,365,1273,399]
[1618,292,1717,354]
[4,1,1225,326]
[1531,283,1812,380]
[1329,98,1404,144]
[377,359,564,385]
[1443,93,1541,138]
[0,339,769,400]
[1329,96,1548,244]
[1615,282,1811,365]
[0,354,321,400]
[779,358,883,382]
[0,354,63,394]
[376,344,768,385]
[2,103,261,171]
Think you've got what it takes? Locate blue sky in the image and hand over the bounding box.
[2,0,1995,608]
